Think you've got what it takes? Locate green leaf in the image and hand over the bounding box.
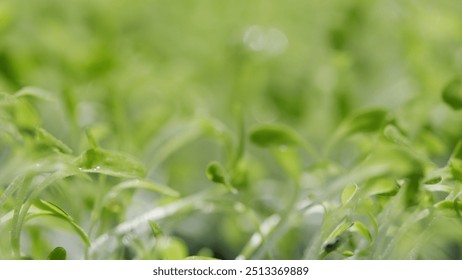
[34,199,70,219]
[206,161,227,185]
[33,199,91,247]
[341,251,354,257]
[450,160,462,182]
[149,221,164,238]
[36,128,73,154]
[328,220,354,241]
[353,221,372,241]
[368,212,378,235]
[249,124,303,148]
[442,78,462,110]
[9,167,81,256]
[424,176,442,185]
[47,247,67,260]
[365,178,400,197]
[322,219,354,255]
[456,198,461,218]
[435,200,462,213]
[75,148,146,178]
[356,198,379,215]
[341,184,358,205]
[338,108,389,137]
[206,162,237,193]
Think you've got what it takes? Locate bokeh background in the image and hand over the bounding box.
[1,0,462,260]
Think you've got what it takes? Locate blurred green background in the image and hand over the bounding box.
[1,0,462,260]
[1,0,461,148]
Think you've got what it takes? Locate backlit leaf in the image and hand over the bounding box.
[341,184,358,205]
[353,221,372,241]
[75,148,146,178]
[328,220,354,241]
[365,178,400,197]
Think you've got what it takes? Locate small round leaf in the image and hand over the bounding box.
[206,162,227,184]
[47,247,67,260]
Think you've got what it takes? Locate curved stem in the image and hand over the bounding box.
[237,148,302,259]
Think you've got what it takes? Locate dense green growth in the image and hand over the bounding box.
[1,0,462,260]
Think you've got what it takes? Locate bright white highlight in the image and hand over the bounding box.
[243,25,288,55]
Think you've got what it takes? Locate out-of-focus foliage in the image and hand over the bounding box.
[1,0,462,259]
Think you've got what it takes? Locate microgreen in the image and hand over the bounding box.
[47,247,67,260]
[1,0,462,260]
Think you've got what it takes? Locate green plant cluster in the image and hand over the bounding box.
[1,0,462,260]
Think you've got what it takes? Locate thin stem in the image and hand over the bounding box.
[11,175,30,258]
